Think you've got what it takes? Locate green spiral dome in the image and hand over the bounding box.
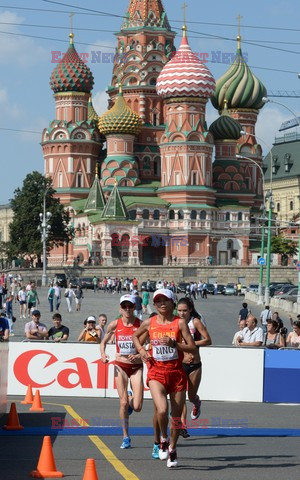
[209,109,242,140]
[211,36,267,111]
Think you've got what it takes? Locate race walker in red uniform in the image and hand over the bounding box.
[100,294,143,449]
[133,289,196,468]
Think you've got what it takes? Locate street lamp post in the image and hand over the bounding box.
[262,97,300,304]
[239,130,274,305]
[236,154,266,304]
[39,191,51,287]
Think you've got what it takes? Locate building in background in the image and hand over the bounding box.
[43,0,267,267]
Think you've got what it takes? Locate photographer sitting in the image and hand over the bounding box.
[77,316,100,343]
[263,319,285,349]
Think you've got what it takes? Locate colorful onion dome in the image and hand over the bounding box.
[156,26,216,99]
[50,33,94,94]
[87,97,99,122]
[209,101,242,140]
[98,86,142,136]
[211,36,267,110]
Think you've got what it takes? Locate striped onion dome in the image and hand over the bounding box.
[211,36,267,110]
[87,97,99,122]
[50,34,94,94]
[209,102,242,140]
[98,87,142,136]
[156,27,216,99]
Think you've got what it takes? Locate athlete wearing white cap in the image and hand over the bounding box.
[100,291,142,450]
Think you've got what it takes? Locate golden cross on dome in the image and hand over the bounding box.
[236,14,243,49]
[182,2,188,24]
[69,12,75,44]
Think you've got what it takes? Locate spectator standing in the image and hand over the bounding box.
[0,311,9,341]
[134,291,143,320]
[3,296,14,336]
[24,310,48,340]
[48,313,69,342]
[260,306,272,333]
[93,276,98,293]
[197,281,203,299]
[27,284,40,317]
[75,285,84,312]
[133,277,138,290]
[237,316,263,347]
[54,283,61,311]
[213,282,218,295]
[238,302,250,324]
[18,286,27,318]
[202,282,208,299]
[64,284,76,313]
[142,290,151,315]
[47,284,55,313]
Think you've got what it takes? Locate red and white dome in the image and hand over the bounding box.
[156,29,215,99]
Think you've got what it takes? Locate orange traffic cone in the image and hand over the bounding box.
[21,384,34,404]
[30,390,45,412]
[30,436,64,478]
[3,402,24,430]
[82,459,98,480]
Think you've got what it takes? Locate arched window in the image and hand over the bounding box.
[153,209,160,220]
[142,209,149,220]
[226,212,230,221]
[178,210,184,220]
[129,210,136,220]
[153,156,161,176]
[238,212,243,221]
[200,210,206,220]
[190,210,197,220]
[143,156,151,170]
[169,209,175,220]
[277,203,281,212]
[290,201,294,211]
[227,239,233,250]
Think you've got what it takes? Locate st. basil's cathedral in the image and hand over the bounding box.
[42,0,267,267]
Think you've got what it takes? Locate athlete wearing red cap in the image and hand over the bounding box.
[133,289,196,468]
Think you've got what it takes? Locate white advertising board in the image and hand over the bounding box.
[8,343,264,402]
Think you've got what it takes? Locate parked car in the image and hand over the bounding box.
[224,283,237,295]
[141,281,156,292]
[247,284,259,293]
[53,273,67,288]
[176,282,190,293]
[240,285,248,295]
[69,277,80,288]
[277,287,298,302]
[79,277,96,289]
[206,283,215,294]
[274,284,297,297]
[216,284,225,294]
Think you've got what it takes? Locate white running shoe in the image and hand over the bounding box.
[167,447,178,468]
[159,438,169,460]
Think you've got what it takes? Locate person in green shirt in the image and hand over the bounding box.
[27,284,40,317]
[142,290,151,315]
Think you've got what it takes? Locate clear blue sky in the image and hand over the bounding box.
[1,0,300,203]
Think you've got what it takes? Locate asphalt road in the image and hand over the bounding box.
[9,287,294,345]
[2,289,299,479]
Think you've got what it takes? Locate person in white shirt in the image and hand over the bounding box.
[237,316,263,347]
[64,284,75,313]
[260,306,272,333]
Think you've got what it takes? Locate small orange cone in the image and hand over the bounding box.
[21,384,34,404]
[30,435,64,478]
[30,390,45,412]
[3,402,24,430]
[82,459,98,480]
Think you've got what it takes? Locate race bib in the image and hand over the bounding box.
[152,344,178,361]
[118,340,136,355]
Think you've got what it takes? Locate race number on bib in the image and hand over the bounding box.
[152,345,178,361]
[118,341,136,356]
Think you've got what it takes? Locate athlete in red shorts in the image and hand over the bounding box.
[100,294,143,449]
[133,289,196,468]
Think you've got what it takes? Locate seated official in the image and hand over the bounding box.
[236,315,263,347]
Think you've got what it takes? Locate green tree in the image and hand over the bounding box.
[8,172,71,263]
[271,235,298,257]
